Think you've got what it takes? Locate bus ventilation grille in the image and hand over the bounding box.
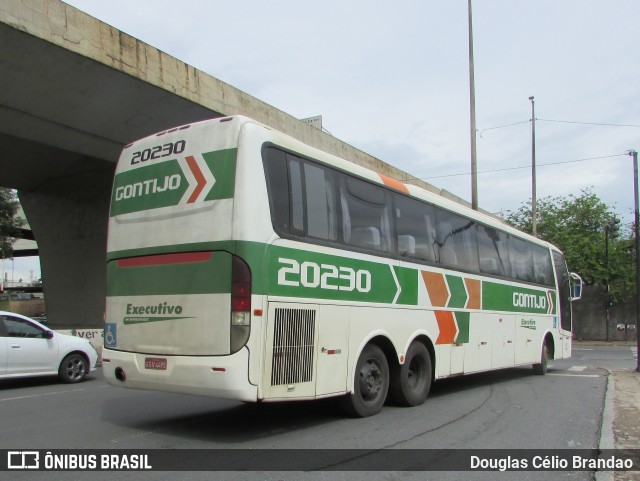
[271,308,316,386]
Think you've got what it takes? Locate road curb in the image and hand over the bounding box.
[596,370,615,481]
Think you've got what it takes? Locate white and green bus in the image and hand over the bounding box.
[103,116,582,417]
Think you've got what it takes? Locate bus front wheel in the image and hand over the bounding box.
[342,344,389,417]
[533,341,550,375]
[390,342,432,406]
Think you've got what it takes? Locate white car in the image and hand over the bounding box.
[0,311,98,383]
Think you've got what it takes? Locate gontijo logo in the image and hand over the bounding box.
[512,292,547,310]
[114,174,181,201]
[114,154,214,206]
[110,148,237,217]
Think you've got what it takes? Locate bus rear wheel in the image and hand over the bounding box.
[390,342,432,406]
[341,344,389,418]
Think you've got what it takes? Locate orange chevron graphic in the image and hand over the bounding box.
[421,271,449,307]
[464,278,481,309]
[547,290,554,314]
[435,311,457,345]
[185,155,207,204]
[378,173,410,194]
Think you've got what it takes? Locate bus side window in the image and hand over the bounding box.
[435,209,479,272]
[303,162,338,241]
[532,244,554,286]
[477,225,511,277]
[262,147,290,234]
[288,157,305,235]
[510,236,535,283]
[340,176,392,254]
[424,214,438,262]
[340,187,351,243]
[394,194,436,262]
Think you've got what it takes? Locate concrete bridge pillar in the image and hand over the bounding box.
[19,165,114,329]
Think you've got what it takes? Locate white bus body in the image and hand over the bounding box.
[103,116,579,416]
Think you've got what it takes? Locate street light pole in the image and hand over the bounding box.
[468,0,478,211]
[529,96,537,236]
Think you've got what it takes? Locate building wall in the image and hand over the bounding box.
[572,285,638,342]
[2,299,46,318]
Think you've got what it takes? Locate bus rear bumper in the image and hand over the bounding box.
[102,347,258,402]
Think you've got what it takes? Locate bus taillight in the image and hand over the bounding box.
[230,256,251,353]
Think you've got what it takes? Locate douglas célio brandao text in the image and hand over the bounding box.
[470,454,634,471]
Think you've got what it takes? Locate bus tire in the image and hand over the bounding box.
[533,341,550,375]
[341,344,389,418]
[389,342,432,406]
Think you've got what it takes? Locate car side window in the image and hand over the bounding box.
[2,315,47,339]
[0,316,7,337]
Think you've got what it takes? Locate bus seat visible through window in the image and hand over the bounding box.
[398,235,416,257]
[352,227,380,249]
[480,257,499,274]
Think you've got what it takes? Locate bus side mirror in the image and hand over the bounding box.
[569,272,584,301]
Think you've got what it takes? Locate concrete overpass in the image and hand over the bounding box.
[0,0,463,328]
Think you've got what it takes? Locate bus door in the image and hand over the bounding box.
[552,251,572,358]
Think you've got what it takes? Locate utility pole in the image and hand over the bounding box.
[529,96,537,236]
[628,149,640,373]
[468,0,478,211]
[605,217,620,341]
[605,223,610,341]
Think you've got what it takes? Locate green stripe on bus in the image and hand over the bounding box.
[107,240,556,313]
[482,282,555,315]
[395,266,418,305]
[445,275,467,308]
[106,252,232,297]
[264,245,400,304]
[454,311,470,344]
[202,149,237,201]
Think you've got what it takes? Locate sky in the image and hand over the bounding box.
[9,0,640,281]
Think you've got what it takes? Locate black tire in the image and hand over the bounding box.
[389,342,432,406]
[341,344,389,418]
[533,341,550,375]
[58,353,88,383]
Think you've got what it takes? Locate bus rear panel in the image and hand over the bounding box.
[103,117,258,400]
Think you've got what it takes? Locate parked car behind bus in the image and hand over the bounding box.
[0,311,98,383]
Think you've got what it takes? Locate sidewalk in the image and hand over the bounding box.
[612,369,640,481]
[574,341,639,480]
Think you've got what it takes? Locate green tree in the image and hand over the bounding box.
[504,188,635,302]
[0,188,24,259]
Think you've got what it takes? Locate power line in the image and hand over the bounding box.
[538,118,640,128]
[421,153,627,180]
[478,120,529,137]
[479,118,640,136]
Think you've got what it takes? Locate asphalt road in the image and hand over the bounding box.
[1,344,636,481]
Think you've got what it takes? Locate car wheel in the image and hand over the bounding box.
[389,342,432,406]
[58,353,88,383]
[341,344,389,418]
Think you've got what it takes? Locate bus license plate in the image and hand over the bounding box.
[144,358,167,370]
